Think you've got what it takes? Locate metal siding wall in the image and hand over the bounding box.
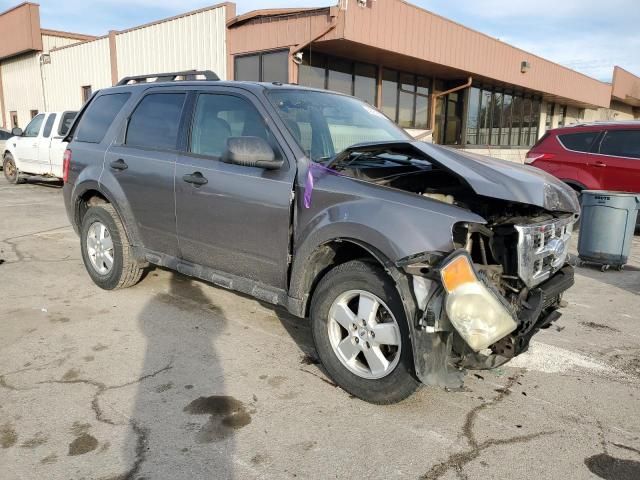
[116,7,227,80]
[41,34,81,52]
[0,53,44,128]
[42,38,112,111]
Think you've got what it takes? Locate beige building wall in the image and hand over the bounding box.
[41,34,82,52]
[1,52,44,128]
[116,5,228,80]
[42,38,112,111]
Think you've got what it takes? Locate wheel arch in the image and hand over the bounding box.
[288,237,414,320]
[71,181,142,250]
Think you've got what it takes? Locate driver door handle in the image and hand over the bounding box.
[593,160,607,168]
[110,159,128,171]
[183,171,208,186]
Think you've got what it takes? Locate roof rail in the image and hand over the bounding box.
[116,70,219,86]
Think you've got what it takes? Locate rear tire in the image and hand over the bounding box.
[310,260,420,404]
[80,204,144,290]
[3,154,21,184]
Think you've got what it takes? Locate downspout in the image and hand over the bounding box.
[429,76,472,134]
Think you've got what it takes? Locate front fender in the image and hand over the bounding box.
[295,195,485,265]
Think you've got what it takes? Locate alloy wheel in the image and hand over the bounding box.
[327,289,401,379]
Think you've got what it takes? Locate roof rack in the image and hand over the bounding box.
[116,70,219,86]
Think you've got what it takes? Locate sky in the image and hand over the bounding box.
[2,0,638,82]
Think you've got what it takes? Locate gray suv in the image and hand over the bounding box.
[63,71,580,403]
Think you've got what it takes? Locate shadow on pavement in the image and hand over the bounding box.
[122,273,240,478]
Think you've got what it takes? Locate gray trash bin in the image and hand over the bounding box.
[578,190,639,270]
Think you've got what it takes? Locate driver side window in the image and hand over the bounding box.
[23,114,45,138]
[189,94,276,158]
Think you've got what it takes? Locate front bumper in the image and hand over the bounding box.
[407,260,574,387]
[460,265,574,369]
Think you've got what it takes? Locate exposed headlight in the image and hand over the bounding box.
[440,254,517,351]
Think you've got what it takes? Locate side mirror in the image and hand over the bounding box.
[222,136,283,170]
[11,127,22,137]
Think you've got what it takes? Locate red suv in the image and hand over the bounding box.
[526,122,640,194]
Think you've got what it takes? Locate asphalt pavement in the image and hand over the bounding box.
[1,182,639,480]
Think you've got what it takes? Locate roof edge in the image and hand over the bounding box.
[40,28,96,41]
[228,6,331,27]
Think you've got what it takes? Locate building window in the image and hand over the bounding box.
[465,86,541,147]
[545,102,555,130]
[299,52,378,107]
[380,68,431,128]
[558,105,567,127]
[30,110,39,119]
[234,50,289,84]
[82,86,92,103]
[10,111,18,128]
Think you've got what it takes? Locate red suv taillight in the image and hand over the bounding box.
[525,152,555,165]
[63,149,72,183]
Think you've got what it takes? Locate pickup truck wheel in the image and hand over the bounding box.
[80,204,144,290]
[310,260,419,404]
[3,154,21,184]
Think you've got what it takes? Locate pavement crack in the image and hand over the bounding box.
[36,361,172,478]
[421,371,556,480]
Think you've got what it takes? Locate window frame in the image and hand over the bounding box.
[183,90,287,167]
[57,111,78,137]
[234,49,290,84]
[23,113,45,138]
[597,129,640,159]
[556,130,603,154]
[42,113,57,138]
[123,91,188,153]
[73,92,132,144]
[463,85,541,148]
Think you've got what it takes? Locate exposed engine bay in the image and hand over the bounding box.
[330,142,579,385]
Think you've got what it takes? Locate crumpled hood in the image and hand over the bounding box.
[414,142,580,213]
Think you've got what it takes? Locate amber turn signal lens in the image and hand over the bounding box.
[440,255,477,293]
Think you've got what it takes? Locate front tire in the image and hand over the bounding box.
[310,260,419,404]
[80,204,144,290]
[3,154,21,184]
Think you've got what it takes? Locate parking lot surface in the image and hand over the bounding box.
[1,183,639,480]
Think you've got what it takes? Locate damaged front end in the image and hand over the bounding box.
[401,213,578,389]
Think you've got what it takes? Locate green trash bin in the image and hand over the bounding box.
[578,191,639,271]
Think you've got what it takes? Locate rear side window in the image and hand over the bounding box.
[558,131,599,152]
[126,93,186,150]
[75,93,131,143]
[58,112,77,136]
[23,114,45,138]
[600,130,640,159]
[42,114,57,138]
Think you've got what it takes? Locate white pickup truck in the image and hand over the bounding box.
[2,111,77,184]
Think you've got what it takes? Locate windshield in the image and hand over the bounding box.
[268,90,410,163]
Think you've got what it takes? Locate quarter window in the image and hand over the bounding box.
[599,130,640,159]
[75,93,131,143]
[126,93,186,150]
[42,113,57,138]
[23,114,45,137]
[190,94,274,158]
[558,132,600,152]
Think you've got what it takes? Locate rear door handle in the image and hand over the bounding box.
[593,161,607,167]
[183,171,208,186]
[110,159,128,171]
